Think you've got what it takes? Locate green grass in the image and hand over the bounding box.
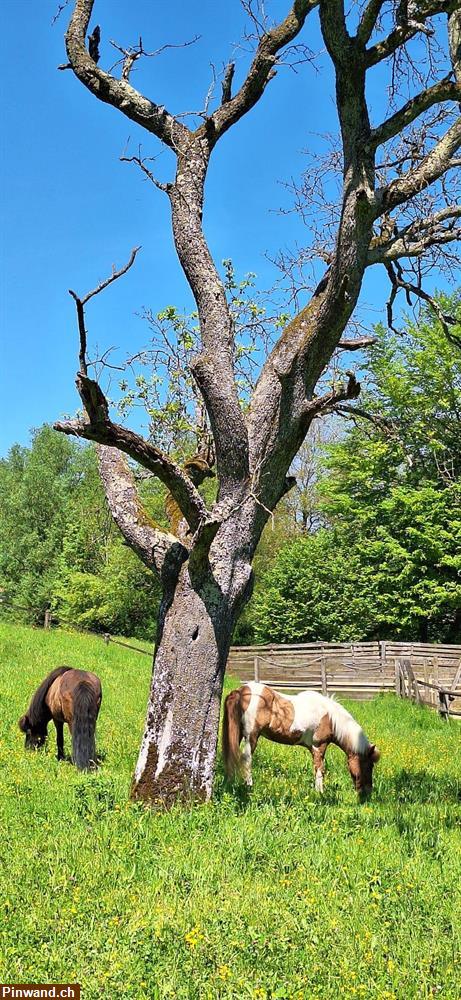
[1,622,461,999]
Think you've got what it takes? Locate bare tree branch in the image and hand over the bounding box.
[108,34,200,82]
[370,75,461,148]
[334,403,414,466]
[80,245,142,307]
[55,376,210,532]
[206,0,319,143]
[374,116,461,216]
[67,246,141,375]
[120,154,170,193]
[365,1,454,66]
[57,249,212,534]
[356,0,386,46]
[368,205,461,262]
[52,0,71,26]
[65,0,190,151]
[384,260,461,346]
[337,336,378,350]
[304,371,361,420]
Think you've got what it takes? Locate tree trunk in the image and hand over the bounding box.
[131,533,253,805]
[447,608,461,643]
[418,617,429,643]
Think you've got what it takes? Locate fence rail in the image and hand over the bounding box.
[0,595,153,657]
[227,640,461,719]
[395,656,461,720]
[3,594,461,719]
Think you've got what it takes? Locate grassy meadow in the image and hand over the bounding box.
[1,622,461,999]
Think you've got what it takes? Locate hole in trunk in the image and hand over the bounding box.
[191,626,199,641]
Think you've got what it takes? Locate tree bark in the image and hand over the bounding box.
[131,512,255,805]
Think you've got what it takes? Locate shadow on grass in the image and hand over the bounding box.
[216,769,344,812]
[381,769,461,804]
[217,767,461,817]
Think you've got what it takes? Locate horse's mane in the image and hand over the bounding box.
[326,697,369,755]
[27,666,72,726]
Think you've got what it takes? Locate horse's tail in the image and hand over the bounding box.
[72,682,99,770]
[222,689,243,780]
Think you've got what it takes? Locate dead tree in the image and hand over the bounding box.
[56,0,461,806]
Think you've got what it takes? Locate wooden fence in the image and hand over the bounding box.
[227,640,461,718]
[396,656,461,719]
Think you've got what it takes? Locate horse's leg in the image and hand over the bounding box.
[241,731,259,788]
[54,720,64,760]
[311,743,327,793]
[241,737,253,787]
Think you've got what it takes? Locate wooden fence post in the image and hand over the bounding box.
[432,656,438,708]
[439,690,450,721]
[104,633,111,646]
[403,657,421,703]
[451,660,461,692]
[254,655,259,682]
[321,656,327,696]
[44,609,52,629]
[395,659,401,696]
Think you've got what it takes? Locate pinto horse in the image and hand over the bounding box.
[222,683,380,799]
[19,666,102,770]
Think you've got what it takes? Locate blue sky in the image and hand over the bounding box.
[0,1,456,455]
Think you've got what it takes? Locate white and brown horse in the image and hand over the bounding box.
[19,666,102,770]
[222,683,380,799]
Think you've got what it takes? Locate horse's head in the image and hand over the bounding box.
[347,744,380,800]
[18,714,47,750]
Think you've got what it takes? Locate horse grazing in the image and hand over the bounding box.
[222,683,380,800]
[19,666,102,770]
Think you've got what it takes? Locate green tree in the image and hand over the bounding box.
[0,427,162,638]
[0,427,78,619]
[252,301,461,644]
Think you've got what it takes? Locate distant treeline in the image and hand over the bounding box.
[0,426,163,640]
[1,297,460,645]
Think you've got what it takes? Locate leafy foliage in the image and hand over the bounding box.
[115,262,290,454]
[3,300,461,647]
[0,426,81,621]
[0,427,161,639]
[251,298,461,644]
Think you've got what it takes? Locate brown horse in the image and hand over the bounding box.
[19,666,102,770]
[222,683,380,800]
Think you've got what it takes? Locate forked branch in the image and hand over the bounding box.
[65,0,190,150]
[375,117,461,216]
[384,260,461,346]
[364,1,454,66]
[55,249,212,534]
[368,206,461,263]
[304,371,361,421]
[206,0,319,143]
[370,76,461,149]
[68,245,141,374]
